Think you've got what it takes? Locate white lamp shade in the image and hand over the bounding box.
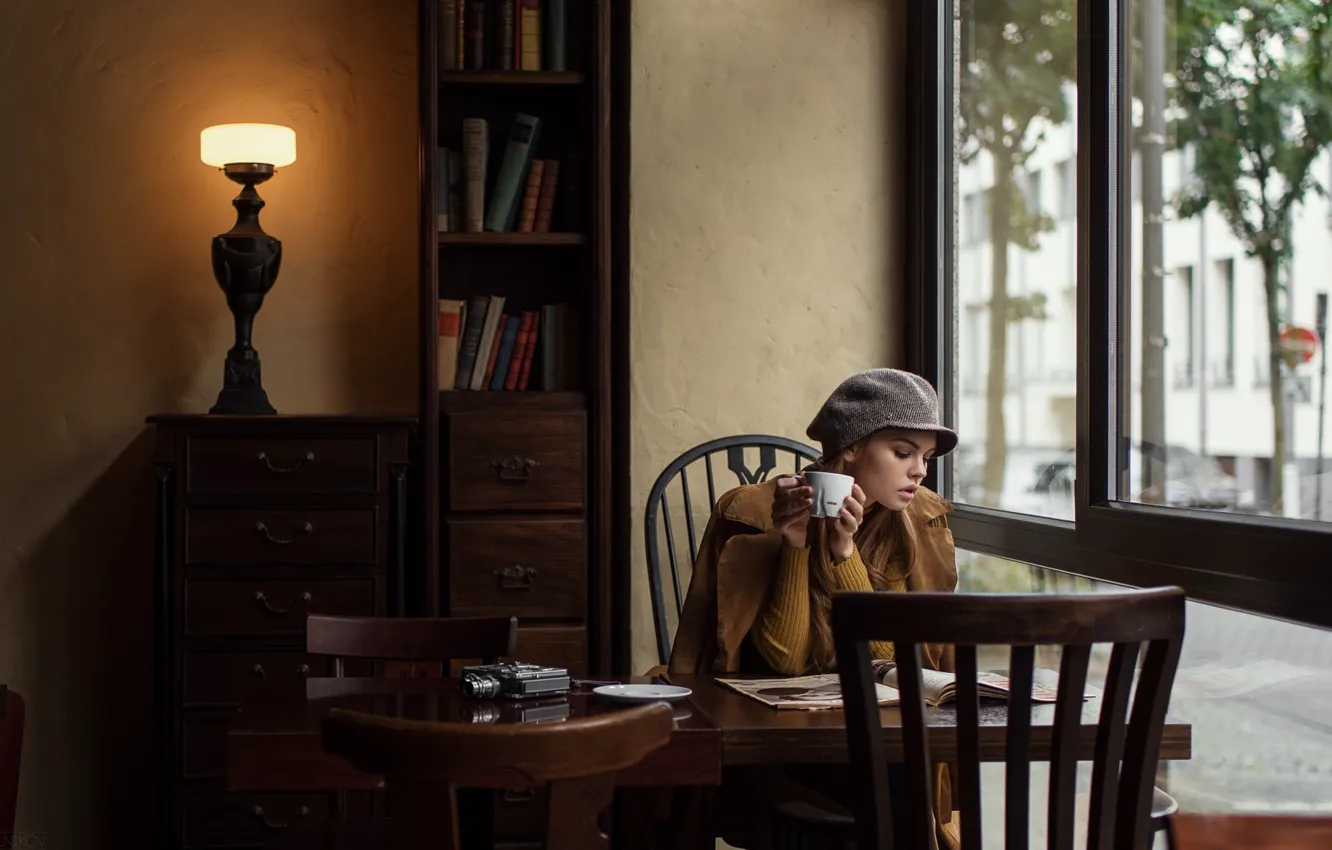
[200,123,297,168]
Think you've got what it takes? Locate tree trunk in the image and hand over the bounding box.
[982,156,1013,504]
[1263,253,1287,513]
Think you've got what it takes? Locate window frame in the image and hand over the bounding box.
[906,0,1332,631]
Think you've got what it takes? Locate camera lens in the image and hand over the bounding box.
[460,673,501,700]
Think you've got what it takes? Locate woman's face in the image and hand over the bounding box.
[843,429,936,510]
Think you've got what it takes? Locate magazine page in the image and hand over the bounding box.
[873,662,958,706]
[717,674,902,711]
[975,671,1060,703]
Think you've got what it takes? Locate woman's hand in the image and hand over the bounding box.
[827,482,867,563]
[771,474,813,549]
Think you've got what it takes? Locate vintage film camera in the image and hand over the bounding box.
[458,661,571,700]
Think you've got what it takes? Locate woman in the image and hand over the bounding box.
[668,368,961,850]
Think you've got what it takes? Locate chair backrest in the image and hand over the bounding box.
[644,435,820,664]
[321,701,674,850]
[0,686,24,841]
[832,587,1186,850]
[305,615,517,677]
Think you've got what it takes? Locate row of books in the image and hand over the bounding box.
[439,295,580,392]
[438,115,561,234]
[439,0,567,73]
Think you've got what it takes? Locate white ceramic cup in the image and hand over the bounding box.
[803,471,855,519]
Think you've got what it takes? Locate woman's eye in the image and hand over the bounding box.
[895,451,911,460]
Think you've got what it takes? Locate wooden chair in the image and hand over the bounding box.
[0,686,23,842]
[644,434,820,666]
[832,587,1186,850]
[305,614,517,677]
[321,701,674,850]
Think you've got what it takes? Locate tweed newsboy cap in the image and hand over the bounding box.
[806,368,958,459]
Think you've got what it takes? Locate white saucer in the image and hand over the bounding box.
[592,684,692,703]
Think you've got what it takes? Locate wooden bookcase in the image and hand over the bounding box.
[414,0,629,690]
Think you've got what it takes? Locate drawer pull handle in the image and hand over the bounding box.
[494,563,538,590]
[251,663,312,679]
[251,804,310,829]
[254,521,314,545]
[492,455,539,481]
[256,450,315,474]
[502,788,537,803]
[253,590,312,615]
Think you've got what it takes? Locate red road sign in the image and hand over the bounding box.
[1280,325,1320,365]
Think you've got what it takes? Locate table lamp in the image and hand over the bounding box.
[200,123,296,414]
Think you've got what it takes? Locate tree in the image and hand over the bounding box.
[958,0,1076,504]
[1171,0,1332,512]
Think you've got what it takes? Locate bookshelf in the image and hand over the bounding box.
[414,0,627,713]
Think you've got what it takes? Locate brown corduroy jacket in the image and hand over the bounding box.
[666,479,962,849]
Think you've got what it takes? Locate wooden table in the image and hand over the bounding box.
[225,676,722,791]
[667,673,1193,765]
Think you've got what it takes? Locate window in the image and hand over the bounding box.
[948,0,1077,521]
[908,0,1331,632]
[957,550,1332,819]
[1210,259,1235,388]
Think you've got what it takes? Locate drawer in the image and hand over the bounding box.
[445,409,585,511]
[493,786,549,838]
[447,518,586,619]
[185,508,376,566]
[185,578,378,637]
[182,650,371,706]
[187,435,378,495]
[183,790,373,848]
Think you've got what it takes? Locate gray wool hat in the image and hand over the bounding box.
[806,368,958,459]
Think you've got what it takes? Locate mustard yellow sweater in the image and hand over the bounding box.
[752,545,896,675]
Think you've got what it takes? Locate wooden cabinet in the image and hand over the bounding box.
[440,394,591,679]
[150,414,412,850]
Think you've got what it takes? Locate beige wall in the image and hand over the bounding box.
[629,0,908,674]
[0,0,905,838]
[0,0,417,841]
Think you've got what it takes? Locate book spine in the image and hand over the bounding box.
[504,311,535,390]
[519,0,541,70]
[439,0,460,71]
[454,294,490,389]
[533,158,559,233]
[461,118,488,233]
[544,0,566,71]
[484,114,541,232]
[465,0,487,70]
[540,303,558,390]
[438,299,464,390]
[470,295,507,389]
[497,0,515,70]
[516,159,545,233]
[489,316,522,391]
[517,310,539,390]
[480,312,508,389]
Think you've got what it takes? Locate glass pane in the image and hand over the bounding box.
[949,0,1079,520]
[959,549,1332,826]
[1123,0,1332,521]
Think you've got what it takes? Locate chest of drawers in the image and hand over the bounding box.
[149,414,413,850]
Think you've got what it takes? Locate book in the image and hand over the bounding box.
[486,114,542,232]
[461,118,489,233]
[718,665,1062,712]
[437,299,464,391]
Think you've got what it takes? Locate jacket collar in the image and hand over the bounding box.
[720,478,953,531]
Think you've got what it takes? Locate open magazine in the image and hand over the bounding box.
[871,660,1060,707]
[718,662,1061,711]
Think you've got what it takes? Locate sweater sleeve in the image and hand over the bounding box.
[829,546,896,662]
[751,546,812,675]
[752,545,894,675]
